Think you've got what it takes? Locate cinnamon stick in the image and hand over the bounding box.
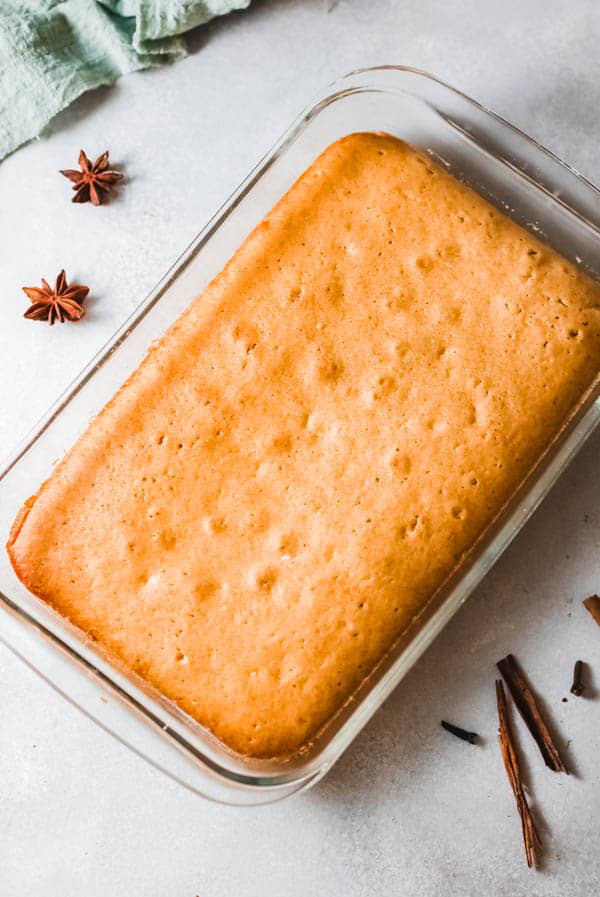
[583,594,600,627]
[497,654,568,774]
[496,680,542,868]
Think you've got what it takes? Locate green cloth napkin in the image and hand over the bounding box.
[0,0,250,160]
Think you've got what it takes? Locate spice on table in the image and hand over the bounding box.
[583,594,600,627]
[497,654,568,774]
[60,150,123,205]
[22,270,89,325]
[496,679,542,869]
[570,660,585,697]
[440,720,479,744]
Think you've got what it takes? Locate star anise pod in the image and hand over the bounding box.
[22,270,89,325]
[60,150,123,205]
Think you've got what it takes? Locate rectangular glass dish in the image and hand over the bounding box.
[1,66,600,805]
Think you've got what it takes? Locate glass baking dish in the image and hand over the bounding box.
[1,66,600,805]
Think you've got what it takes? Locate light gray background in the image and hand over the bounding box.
[1,1,599,894]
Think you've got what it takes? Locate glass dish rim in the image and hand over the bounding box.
[2,65,600,799]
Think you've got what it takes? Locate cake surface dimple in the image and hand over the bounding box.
[7,133,600,757]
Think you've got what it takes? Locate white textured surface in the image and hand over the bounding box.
[1,1,600,894]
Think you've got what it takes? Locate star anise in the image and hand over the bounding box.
[22,270,89,325]
[60,150,123,205]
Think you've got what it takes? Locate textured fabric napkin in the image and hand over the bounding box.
[0,0,250,160]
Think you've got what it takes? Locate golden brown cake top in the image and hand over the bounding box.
[8,134,600,757]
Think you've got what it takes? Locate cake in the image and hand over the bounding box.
[8,134,600,758]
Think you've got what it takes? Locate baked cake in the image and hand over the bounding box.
[8,134,600,757]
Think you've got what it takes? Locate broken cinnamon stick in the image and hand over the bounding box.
[570,660,585,697]
[440,720,479,744]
